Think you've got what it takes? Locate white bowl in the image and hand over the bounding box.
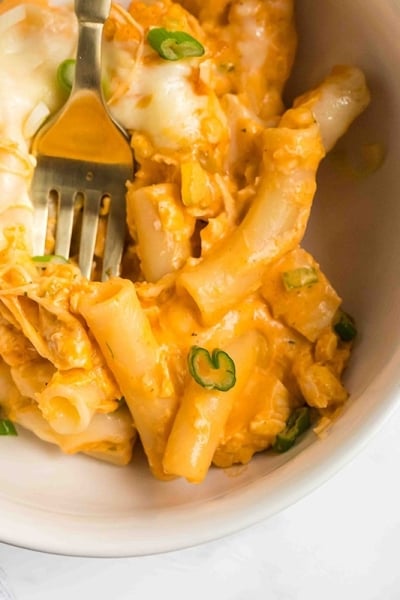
[1,0,400,557]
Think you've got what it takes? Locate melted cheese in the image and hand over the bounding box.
[232,0,271,73]
[110,59,222,151]
[0,3,223,155]
[0,1,361,480]
[0,4,76,144]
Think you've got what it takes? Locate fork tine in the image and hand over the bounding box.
[79,190,102,278]
[30,0,134,280]
[55,188,75,259]
[101,192,126,280]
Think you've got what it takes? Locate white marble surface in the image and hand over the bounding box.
[0,403,399,600]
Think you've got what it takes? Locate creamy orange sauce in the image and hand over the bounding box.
[0,0,365,483]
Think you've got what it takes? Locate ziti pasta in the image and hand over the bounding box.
[0,0,370,482]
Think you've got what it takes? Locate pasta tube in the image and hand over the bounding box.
[183,0,296,118]
[18,403,136,466]
[178,66,370,324]
[0,0,369,482]
[162,330,266,483]
[11,357,55,398]
[261,247,342,342]
[178,106,324,323]
[294,65,371,153]
[226,0,297,118]
[35,366,121,435]
[213,371,294,468]
[77,277,177,478]
[0,359,135,466]
[126,183,195,282]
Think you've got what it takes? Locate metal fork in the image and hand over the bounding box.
[30,0,134,280]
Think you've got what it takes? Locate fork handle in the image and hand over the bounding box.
[75,0,111,23]
[72,0,111,95]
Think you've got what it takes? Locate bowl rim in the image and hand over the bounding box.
[1,0,400,559]
[0,348,399,558]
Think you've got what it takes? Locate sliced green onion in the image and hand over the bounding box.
[0,419,17,436]
[31,254,68,265]
[273,406,311,453]
[188,346,236,392]
[147,28,205,61]
[57,58,76,93]
[282,267,318,290]
[334,310,357,342]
